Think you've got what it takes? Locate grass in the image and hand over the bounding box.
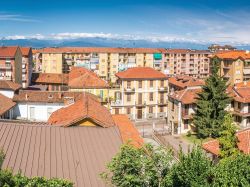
[182,133,213,145]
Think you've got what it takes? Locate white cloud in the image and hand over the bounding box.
[0,13,39,22]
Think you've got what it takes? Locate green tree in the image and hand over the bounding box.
[101,143,173,187]
[165,146,213,187]
[218,114,240,159]
[193,57,231,138]
[212,153,250,187]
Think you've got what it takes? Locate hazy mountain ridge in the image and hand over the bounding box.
[1,38,250,50]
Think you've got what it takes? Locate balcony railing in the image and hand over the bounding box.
[111,100,122,106]
[158,87,168,92]
[158,100,167,105]
[0,64,12,69]
[124,88,135,92]
[136,101,146,106]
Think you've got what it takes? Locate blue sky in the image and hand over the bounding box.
[1,0,250,43]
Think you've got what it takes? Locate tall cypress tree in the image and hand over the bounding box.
[193,57,231,138]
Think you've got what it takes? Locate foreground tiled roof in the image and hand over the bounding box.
[168,76,204,89]
[39,47,162,54]
[116,67,167,80]
[0,80,21,91]
[214,50,250,60]
[203,128,250,155]
[112,114,143,147]
[31,73,69,84]
[69,67,109,89]
[48,94,114,127]
[0,46,18,58]
[0,94,16,116]
[20,47,32,57]
[13,90,85,103]
[169,88,202,104]
[0,121,122,187]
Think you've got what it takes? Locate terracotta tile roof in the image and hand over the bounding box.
[169,88,202,104]
[227,82,250,103]
[0,94,16,116]
[13,90,86,103]
[68,67,109,89]
[214,50,250,60]
[31,73,69,84]
[203,128,250,155]
[20,47,32,57]
[112,114,143,147]
[48,94,115,127]
[168,76,204,89]
[0,80,21,91]
[116,67,167,80]
[165,49,210,54]
[0,46,19,58]
[0,121,122,187]
[40,47,162,54]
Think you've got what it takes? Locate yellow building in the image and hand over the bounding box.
[214,50,250,85]
[110,67,168,120]
[39,47,164,82]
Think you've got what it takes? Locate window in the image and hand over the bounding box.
[149,93,154,101]
[127,107,131,114]
[171,102,175,111]
[138,81,142,88]
[159,106,164,113]
[149,106,153,113]
[47,107,53,118]
[127,94,131,102]
[127,81,131,89]
[184,120,189,129]
[29,107,35,120]
[115,108,119,115]
[161,80,164,87]
[113,65,116,68]
[150,80,153,88]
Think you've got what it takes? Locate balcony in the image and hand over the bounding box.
[111,100,122,106]
[158,87,168,92]
[136,101,146,107]
[22,69,27,73]
[158,100,167,106]
[0,64,12,69]
[223,66,230,70]
[124,88,135,93]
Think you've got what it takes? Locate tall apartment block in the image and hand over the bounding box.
[35,47,164,82]
[110,67,168,120]
[163,49,211,79]
[20,47,33,88]
[214,50,250,85]
[0,46,22,85]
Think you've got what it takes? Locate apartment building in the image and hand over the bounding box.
[227,81,250,128]
[163,49,211,79]
[167,76,204,134]
[20,47,33,88]
[213,50,250,85]
[110,67,168,120]
[37,47,164,82]
[0,46,22,84]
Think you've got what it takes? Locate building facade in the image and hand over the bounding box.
[163,49,211,79]
[110,67,168,120]
[37,47,165,82]
[21,47,33,88]
[0,46,22,85]
[214,50,250,85]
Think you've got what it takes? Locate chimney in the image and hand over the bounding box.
[25,93,28,100]
[244,81,247,86]
[246,50,249,54]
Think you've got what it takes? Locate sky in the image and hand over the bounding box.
[1,0,250,44]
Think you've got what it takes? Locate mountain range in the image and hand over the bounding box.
[1,37,250,50]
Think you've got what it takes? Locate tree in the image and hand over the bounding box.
[218,114,240,159]
[212,153,250,187]
[193,57,231,138]
[101,143,173,187]
[165,146,213,187]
